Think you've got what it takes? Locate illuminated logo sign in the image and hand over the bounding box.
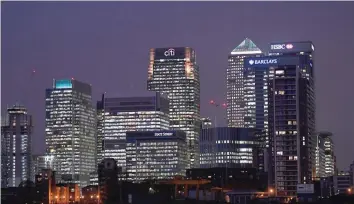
[249,59,278,65]
[154,132,173,136]
[271,44,294,50]
[164,48,175,57]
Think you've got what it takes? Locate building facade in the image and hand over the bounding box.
[96,92,170,170]
[334,171,351,195]
[1,104,33,187]
[45,79,96,187]
[323,133,336,177]
[199,127,262,169]
[32,155,56,179]
[266,42,316,196]
[201,117,212,129]
[314,133,326,180]
[227,38,263,128]
[314,132,333,179]
[126,130,188,182]
[147,47,200,168]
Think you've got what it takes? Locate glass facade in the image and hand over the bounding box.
[227,38,263,128]
[97,93,170,171]
[147,47,200,168]
[45,79,96,187]
[314,132,332,179]
[126,131,187,182]
[1,104,33,187]
[323,134,335,177]
[268,43,316,196]
[199,127,261,169]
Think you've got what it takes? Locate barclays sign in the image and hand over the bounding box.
[249,59,278,65]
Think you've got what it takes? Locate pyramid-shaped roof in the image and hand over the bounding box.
[230,38,262,55]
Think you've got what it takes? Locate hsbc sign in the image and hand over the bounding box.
[271,44,294,50]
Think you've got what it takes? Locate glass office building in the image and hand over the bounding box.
[126,130,187,182]
[45,79,96,187]
[147,47,200,168]
[266,42,316,196]
[199,127,262,169]
[1,104,33,187]
[96,92,170,170]
[227,38,263,128]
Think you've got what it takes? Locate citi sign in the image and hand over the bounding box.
[249,59,278,65]
[164,48,175,57]
[271,44,294,50]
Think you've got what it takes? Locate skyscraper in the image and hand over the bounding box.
[227,38,263,128]
[322,132,336,177]
[147,47,200,168]
[266,41,316,196]
[126,130,187,182]
[45,79,96,187]
[96,92,170,170]
[1,104,33,187]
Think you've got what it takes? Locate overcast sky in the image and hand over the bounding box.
[2,2,354,170]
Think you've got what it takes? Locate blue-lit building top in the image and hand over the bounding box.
[200,127,262,169]
[54,79,73,89]
[125,130,187,182]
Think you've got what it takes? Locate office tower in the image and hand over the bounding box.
[126,130,187,182]
[227,38,263,128]
[201,117,212,129]
[45,79,96,187]
[96,94,105,167]
[147,47,200,168]
[322,132,336,177]
[1,104,33,187]
[199,127,262,169]
[97,92,170,170]
[266,42,316,196]
[314,132,329,180]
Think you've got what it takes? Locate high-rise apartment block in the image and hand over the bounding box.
[1,104,33,187]
[45,79,96,187]
[147,47,200,168]
[96,92,170,170]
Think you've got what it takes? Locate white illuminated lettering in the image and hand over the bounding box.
[253,59,278,65]
[154,132,173,136]
[164,48,175,57]
[271,44,286,50]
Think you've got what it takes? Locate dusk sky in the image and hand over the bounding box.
[2,2,354,170]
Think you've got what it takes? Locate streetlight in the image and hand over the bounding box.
[348,188,352,194]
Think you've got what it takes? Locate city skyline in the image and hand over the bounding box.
[2,2,354,170]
